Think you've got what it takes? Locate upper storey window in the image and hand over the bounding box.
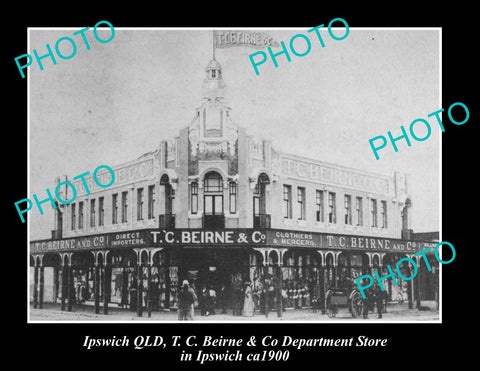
[204,172,223,193]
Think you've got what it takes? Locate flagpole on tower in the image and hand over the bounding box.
[212,30,216,60]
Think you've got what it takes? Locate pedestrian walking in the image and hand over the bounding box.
[362,286,374,319]
[281,287,287,312]
[265,279,275,318]
[242,282,254,317]
[199,284,207,316]
[218,284,228,314]
[178,280,196,321]
[205,285,216,316]
[232,282,243,316]
[374,283,386,319]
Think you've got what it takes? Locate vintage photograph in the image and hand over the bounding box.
[28,27,441,322]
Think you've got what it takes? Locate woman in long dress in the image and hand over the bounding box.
[242,282,255,317]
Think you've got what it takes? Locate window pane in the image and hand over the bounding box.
[205,196,213,214]
[283,185,291,219]
[254,197,260,216]
[99,197,104,226]
[214,195,223,213]
[148,186,155,219]
[381,200,387,228]
[71,203,76,230]
[122,192,128,223]
[90,199,95,227]
[191,183,198,214]
[344,195,351,225]
[328,192,336,223]
[205,172,222,192]
[79,202,84,228]
[137,188,144,221]
[297,187,305,220]
[229,182,236,214]
[112,194,117,224]
[356,197,362,226]
[371,199,377,227]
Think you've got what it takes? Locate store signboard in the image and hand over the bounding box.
[267,230,321,248]
[109,230,151,248]
[266,229,430,253]
[150,229,267,247]
[31,235,107,253]
[30,228,435,254]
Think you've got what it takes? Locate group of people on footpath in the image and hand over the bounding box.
[177,279,279,320]
[178,279,387,321]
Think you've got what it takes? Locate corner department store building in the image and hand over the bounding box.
[29,52,439,318]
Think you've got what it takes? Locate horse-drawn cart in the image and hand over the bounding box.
[325,287,364,318]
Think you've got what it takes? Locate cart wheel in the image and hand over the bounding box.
[350,290,364,318]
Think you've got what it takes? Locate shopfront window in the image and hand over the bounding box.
[337,253,348,288]
[147,250,179,310]
[249,252,263,311]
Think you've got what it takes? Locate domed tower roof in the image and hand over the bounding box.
[205,58,222,71]
[202,58,226,103]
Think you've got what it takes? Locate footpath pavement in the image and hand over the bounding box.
[29,303,439,322]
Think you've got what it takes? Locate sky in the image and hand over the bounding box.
[28,27,440,240]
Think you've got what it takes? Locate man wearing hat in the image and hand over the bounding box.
[178,280,197,321]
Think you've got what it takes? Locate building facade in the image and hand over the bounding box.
[29,55,439,318]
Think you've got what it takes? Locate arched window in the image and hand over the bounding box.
[204,172,222,193]
[159,173,175,228]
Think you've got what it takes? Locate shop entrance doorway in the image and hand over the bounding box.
[180,249,247,309]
